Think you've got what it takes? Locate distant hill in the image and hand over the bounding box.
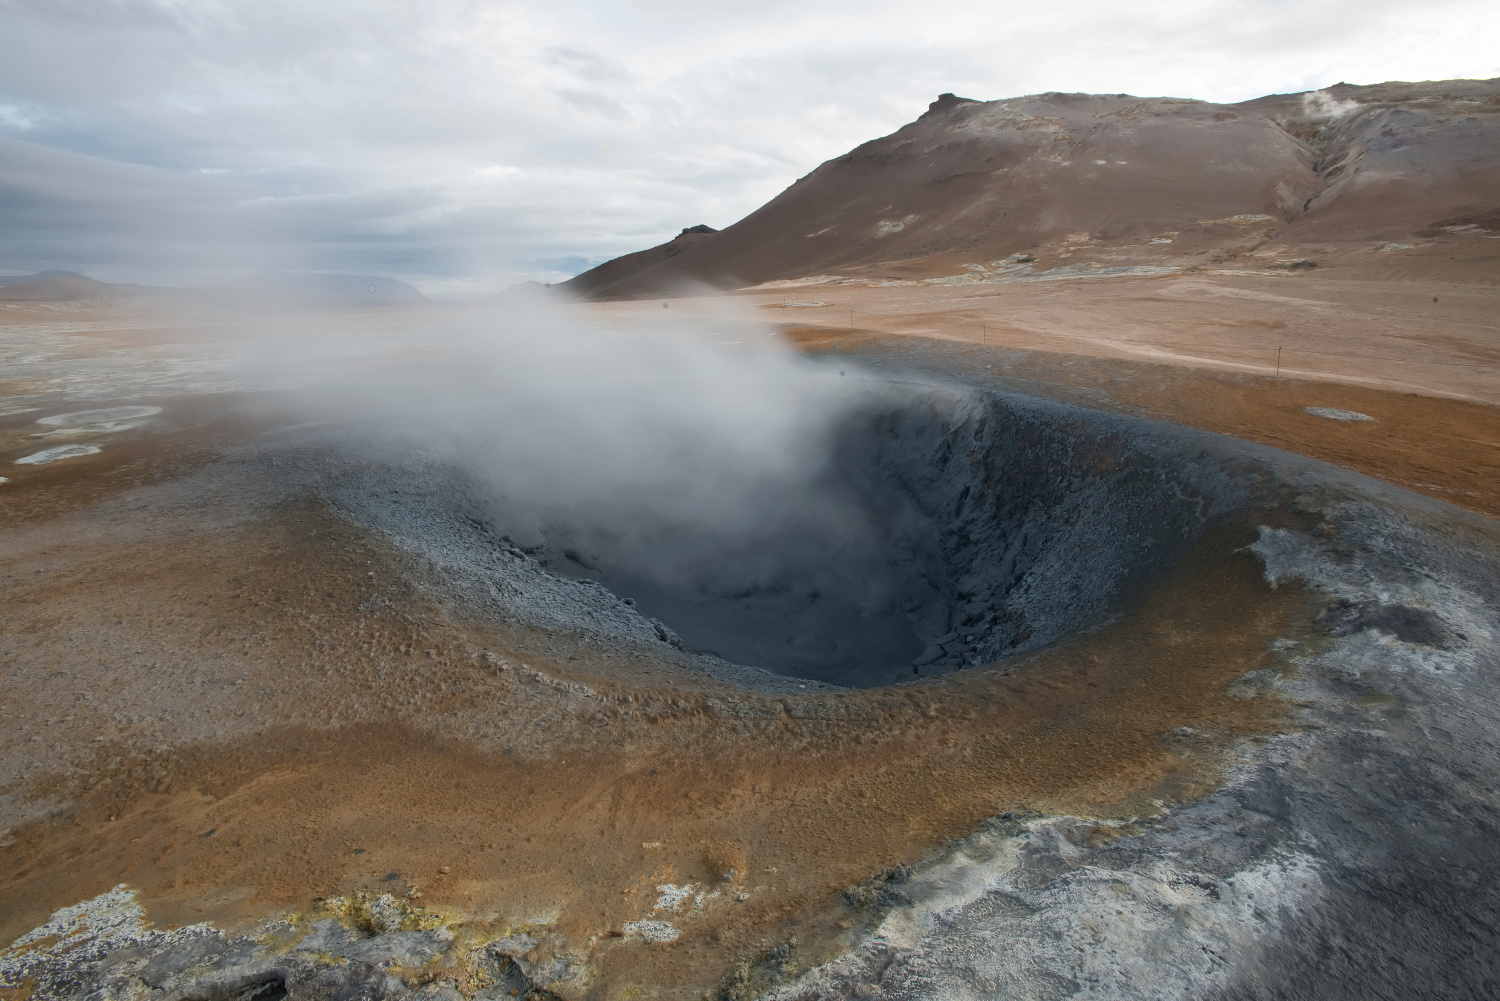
[487,279,558,301]
[0,270,88,286]
[559,79,1500,299]
[0,270,142,301]
[0,269,428,305]
[207,272,425,304]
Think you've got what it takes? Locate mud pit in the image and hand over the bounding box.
[416,385,1262,690]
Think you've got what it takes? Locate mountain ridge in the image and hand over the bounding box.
[559,78,1500,299]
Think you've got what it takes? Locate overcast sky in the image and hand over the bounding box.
[1,0,1496,297]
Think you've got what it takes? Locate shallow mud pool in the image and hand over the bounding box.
[2,328,1499,1001]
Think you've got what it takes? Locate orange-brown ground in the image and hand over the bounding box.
[587,249,1500,523]
[0,487,1311,995]
[785,327,1500,521]
[2,266,1493,996]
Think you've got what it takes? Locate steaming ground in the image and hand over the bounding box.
[2,296,1499,999]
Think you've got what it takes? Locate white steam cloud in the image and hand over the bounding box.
[5,291,908,682]
[1300,89,1362,119]
[333,298,879,581]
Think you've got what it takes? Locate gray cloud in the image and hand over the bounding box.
[0,0,1496,295]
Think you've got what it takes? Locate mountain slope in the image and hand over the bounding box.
[560,80,1500,299]
[533,225,717,300]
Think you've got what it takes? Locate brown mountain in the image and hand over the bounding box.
[560,80,1500,299]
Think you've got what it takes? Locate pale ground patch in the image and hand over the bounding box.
[14,444,102,464]
[622,919,680,943]
[36,406,161,434]
[1304,407,1375,422]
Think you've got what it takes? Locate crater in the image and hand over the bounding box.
[464,387,1262,689]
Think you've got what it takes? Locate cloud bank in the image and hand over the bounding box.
[1,0,1497,295]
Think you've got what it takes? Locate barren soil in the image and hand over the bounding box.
[1,417,1307,997]
[591,255,1499,519]
[1,271,1494,997]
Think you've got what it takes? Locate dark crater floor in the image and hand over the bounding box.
[462,384,1277,688]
